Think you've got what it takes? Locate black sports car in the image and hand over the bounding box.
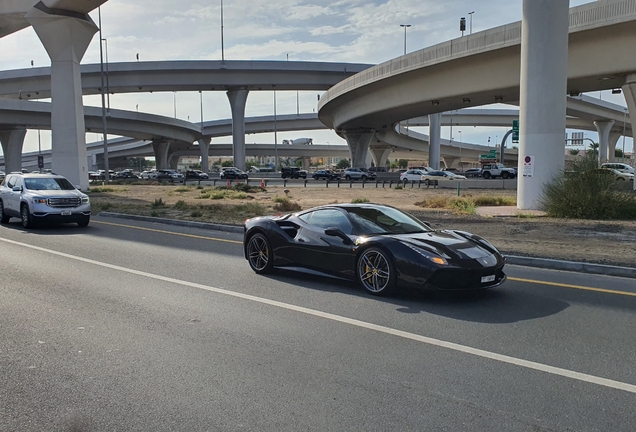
[244,203,506,295]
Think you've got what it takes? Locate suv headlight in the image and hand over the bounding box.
[81,197,90,204]
[31,197,47,204]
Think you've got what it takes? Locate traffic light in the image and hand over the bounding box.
[460,17,466,32]
[37,155,44,169]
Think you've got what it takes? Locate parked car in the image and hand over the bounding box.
[0,172,91,228]
[400,169,429,182]
[463,168,483,178]
[281,167,308,179]
[600,162,635,175]
[343,168,377,181]
[220,168,248,180]
[156,169,185,183]
[185,170,209,179]
[140,170,158,179]
[114,170,139,179]
[481,163,516,179]
[312,170,340,180]
[89,170,116,180]
[368,166,387,172]
[244,203,506,296]
[422,171,467,183]
[593,168,634,182]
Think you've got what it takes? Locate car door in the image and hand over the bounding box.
[5,175,23,215]
[293,209,357,278]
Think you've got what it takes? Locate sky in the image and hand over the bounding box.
[0,0,632,157]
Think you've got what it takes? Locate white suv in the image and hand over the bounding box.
[0,172,91,228]
[600,163,634,175]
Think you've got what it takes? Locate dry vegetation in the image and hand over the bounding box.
[87,183,636,268]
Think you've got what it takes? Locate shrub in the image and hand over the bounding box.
[540,155,636,219]
[351,198,370,203]
[448,198,476,214]
[473,196,516,206]
[395,185,403,190]
[174,186,191,193]
[190,210,203,218]
[151,198,165,208]
[273,196,302,212]
[174,200,190,210]
[89,186,118,193]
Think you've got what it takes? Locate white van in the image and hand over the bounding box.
[600,163,634,174]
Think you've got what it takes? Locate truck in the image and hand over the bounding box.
[480,163,517,179]
[282,138,313,145]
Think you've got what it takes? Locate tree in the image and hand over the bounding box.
[615,148,624,158]
[397,159,409,169]
[586,142,599,157]
[568,149,580,156]
[221,160,234,167]
[336,159,350,169]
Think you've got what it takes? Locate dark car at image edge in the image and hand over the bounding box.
[243,203,506,296]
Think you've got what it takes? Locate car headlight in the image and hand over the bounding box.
[401,241,448,265]
[81,197,90,204]
[31,197,47,204]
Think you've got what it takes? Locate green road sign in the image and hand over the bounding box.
[512,119,519,143]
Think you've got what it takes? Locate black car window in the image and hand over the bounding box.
[298,212,313,223]
[345,206,430,235]
[5,175,14,188]
[306,209,353,234]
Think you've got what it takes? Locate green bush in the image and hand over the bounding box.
[273,196,302,212]
[174,186,191,193]
[351,198,370,203]
[541,156,636,219]
[151,198,165,208]
[174,200,190,210]
[448,198,476,214]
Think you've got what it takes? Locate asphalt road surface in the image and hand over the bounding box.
[1,216,635,431]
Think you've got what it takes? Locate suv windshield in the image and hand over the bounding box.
[24,177,75,191]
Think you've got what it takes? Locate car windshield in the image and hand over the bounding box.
[24,177,75,191]
[345,206,431,235]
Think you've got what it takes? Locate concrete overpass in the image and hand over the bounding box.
[318,0,636,206]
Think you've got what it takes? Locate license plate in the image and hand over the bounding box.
[61,210,71,216]
[481,275,496,283]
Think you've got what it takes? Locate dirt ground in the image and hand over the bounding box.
[89,183,636,268]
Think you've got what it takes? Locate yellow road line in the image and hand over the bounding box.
[94,220,636,297]
[93,220,243,244]
[508,277,636,297]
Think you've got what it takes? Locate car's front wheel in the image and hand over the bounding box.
[77,216,90,227]
[0,200,9,224]
[345,175,351,181]
[20,204,33,228]
[246,233,274,274]
[357,247,396,296]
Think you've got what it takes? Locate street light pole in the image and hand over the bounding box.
[400,24,411,55]
[622,108,627,161]
[98,6,109,182]
[220,0,225,62]
[274,91,278,172]
[468,11,475,34]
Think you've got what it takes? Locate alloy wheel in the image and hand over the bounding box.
[358,249,391,294]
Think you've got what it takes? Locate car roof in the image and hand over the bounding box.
[10,172,64,179]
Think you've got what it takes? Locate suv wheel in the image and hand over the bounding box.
[77,215,90,227]
[345,175,351,181]
[502,172,509,179]
[20,204,33,228]
[0,200,9,224]
[482,171,491,179]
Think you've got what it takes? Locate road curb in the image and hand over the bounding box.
[505,256,636,279]
[97,212,636,279]
[98,212,244,233]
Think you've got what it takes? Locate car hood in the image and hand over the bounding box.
[29,189,86,198]
[388,230,499,264]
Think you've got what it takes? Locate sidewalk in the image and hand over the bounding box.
[476,206,546,217]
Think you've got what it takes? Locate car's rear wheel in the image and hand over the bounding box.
[502,172,509,179]
[345,175,351,181]
[77,216,90,227]
[0,200,9,224]
[357,247,396,296]
[361,175,367,181]
[247,233,274,274]
[20,204,33,228]
[617,177,625,181]
[482,171,491,179]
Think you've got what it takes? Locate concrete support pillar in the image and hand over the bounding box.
[152,140,170,169]
[26,5,98,191]
[301,157,310,171]
[428,113,442,170]
[0,128,27,173]
[168,153,179,170]
[622,78,636,183]
[608,131,622,162]
[369,147,392,170]
[443,156,460,169]
[594,120,615,164]
[518,0,569,210]
[198,138,211,172]
[344,131,374,168]
[227,89,249,171]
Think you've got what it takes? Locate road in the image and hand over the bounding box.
[1,216,635,431]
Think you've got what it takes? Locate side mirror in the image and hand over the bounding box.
[12,186,22,192]
[324,227,353,245]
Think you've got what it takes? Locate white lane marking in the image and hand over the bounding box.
[3,236,636,395]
